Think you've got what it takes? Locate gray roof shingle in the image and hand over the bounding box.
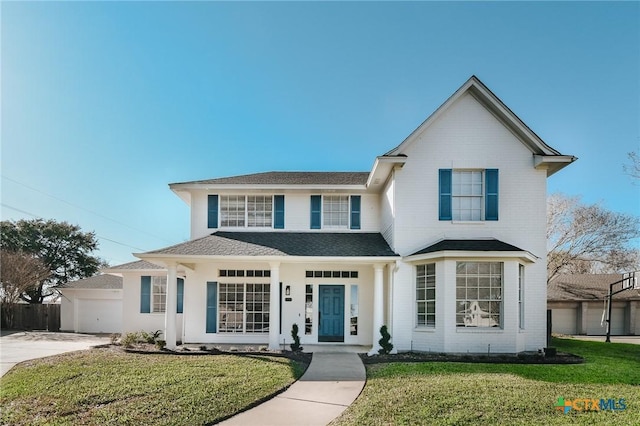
[105,260,165,271]
[410,239,526,256]
[171,171,369,186]
[144,232,399,258]
[548,274,639,301]
[58,274,123,290]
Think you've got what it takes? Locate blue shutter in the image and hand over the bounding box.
[206,281,217,333]
[439,169,452,220]
[140,276,151,313]
[274,195,285,229]
[310,195,321,229]
[485,169,499,221]
[350,196,361,230]
[176,278,184,314]
[207,195,219,229]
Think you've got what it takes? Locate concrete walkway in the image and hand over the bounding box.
[0,331,111,377]
[220,352,366,426]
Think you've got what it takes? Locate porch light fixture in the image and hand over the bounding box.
[285,285,291,296]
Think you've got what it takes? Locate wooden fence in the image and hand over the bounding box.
[2,303,60,331]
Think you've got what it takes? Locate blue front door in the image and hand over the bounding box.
[319,285,344,342]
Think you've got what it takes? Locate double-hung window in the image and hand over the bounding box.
[310,195,361,229]
[452,171,483,221]
[219,195,275,228]
[439,169,498,221]
[416,263,436,327]
[140,276,183,314]
[221,196,246,227]
[152,276,167,313]
[323,195,349,228]
[456,262,502,328]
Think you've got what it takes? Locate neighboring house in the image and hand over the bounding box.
[58,274,123,333]
[548,274,640,336]
[105,76,576,353]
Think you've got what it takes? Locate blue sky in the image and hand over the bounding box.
[2,2,638,266]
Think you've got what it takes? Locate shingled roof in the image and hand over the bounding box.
[410,239,527,256]
[171,171,370,186]
[548,274,639,301]
[104,260,165,271]
[57,274,123,290]
[142,232,399,258]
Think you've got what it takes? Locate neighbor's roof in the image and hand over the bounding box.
[103,260,165,272]
[139,232,399,258]
[409,239,528,257]
[548,274,639,301]
[171,172,369,187]
[57,274,122,290]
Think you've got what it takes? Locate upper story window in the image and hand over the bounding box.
[439,169,498,221]
[323,195,349,228]
[310,195,361,230]
[209,195,284,229]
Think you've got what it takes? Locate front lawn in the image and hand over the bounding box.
[0,348,306,425]
[333,338,640,425]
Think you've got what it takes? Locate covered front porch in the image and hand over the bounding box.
[152,260,393,356]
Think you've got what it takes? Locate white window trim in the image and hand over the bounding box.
[415,263,436,329]
[151,276,167,314]
[220,195,274,229]
[455,261,503,329]
[218,280,270,334]
[452,169,484,222]
[322,195,350,229]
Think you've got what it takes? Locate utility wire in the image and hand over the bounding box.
[1,175,174,244]
[1,202,147,252]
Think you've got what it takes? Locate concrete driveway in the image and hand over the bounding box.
[0,331,111,377]
[567,335,640,345]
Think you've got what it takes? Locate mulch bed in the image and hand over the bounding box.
[361,351,583,365]
[116,344,313,368]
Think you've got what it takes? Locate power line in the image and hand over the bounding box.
[1,202,147,252]
[1,175,174,244]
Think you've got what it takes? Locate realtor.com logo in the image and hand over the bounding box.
[555,397,627,414]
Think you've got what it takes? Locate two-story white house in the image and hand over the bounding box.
[106,76,575,354]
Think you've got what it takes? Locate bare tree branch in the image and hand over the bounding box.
[547,193,640,283]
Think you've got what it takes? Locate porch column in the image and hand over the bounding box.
[368,263,385,356]
[164,262,178,350]
[269,261,281,350]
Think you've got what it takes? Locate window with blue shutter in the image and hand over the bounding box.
[177,278,184,314]
[350,196,361,229]
[206,282,217,333]
[274,195,285,229]
[208,195,219,229]
[310,195,321,229]
[485,169,499,221]
[439,169,452,220]
[140,276,151,313]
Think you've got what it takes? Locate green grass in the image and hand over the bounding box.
[0,349,305,425]
[333,338,640,425]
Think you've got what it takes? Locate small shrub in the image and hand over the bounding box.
[378,325,393,355]
[155,340,167,350]
[121,332,140,348]
[290,323,303,352]
[109,333,120,345]
[199,345,208,351]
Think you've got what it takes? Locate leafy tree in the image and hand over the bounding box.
[547,193,640,283]
[0,219,105,303]
[0,250,51,326]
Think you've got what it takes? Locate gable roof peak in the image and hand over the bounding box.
[383,75,576,175]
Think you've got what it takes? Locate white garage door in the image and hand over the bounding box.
[586,306,625,335]
[552,309,577,335]
[77,299,122,333]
